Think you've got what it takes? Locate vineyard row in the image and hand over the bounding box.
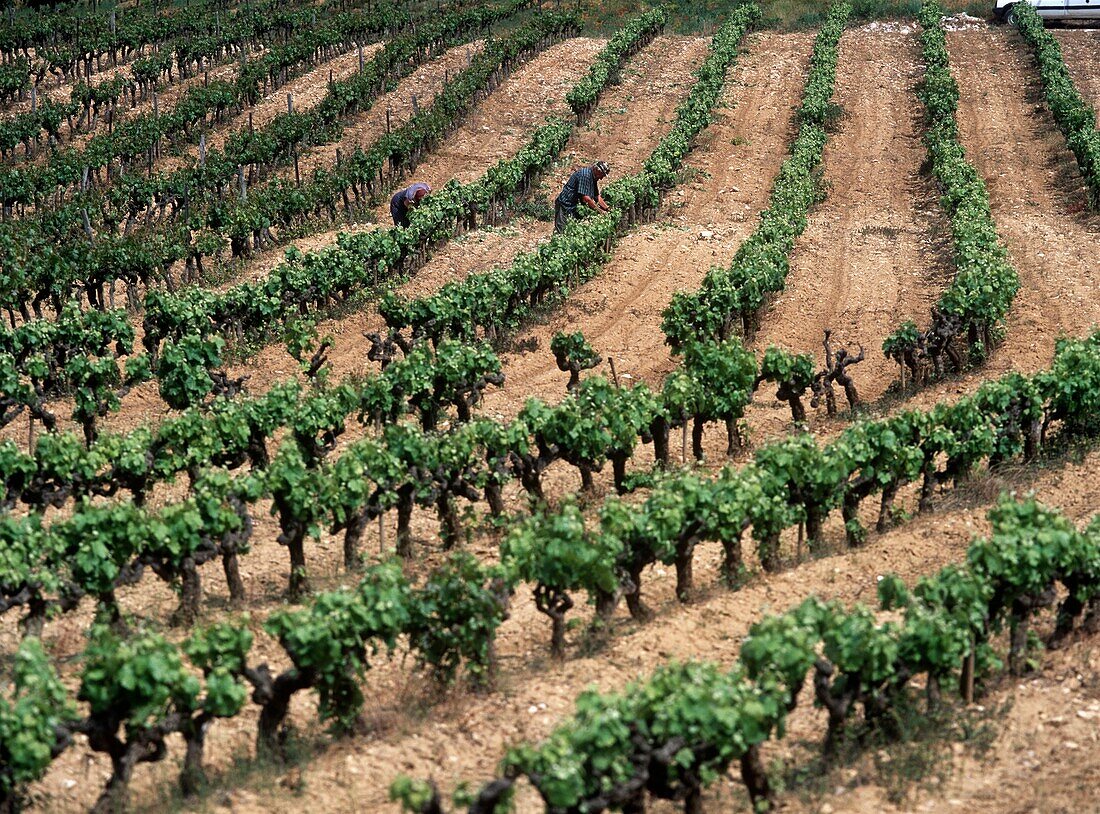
[391,493,1100,814]
[4,329,1100,814]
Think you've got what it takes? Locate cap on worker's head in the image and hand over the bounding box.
[594,160,610,176]
[406,181,432,202]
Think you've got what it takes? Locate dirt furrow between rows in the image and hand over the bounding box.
[477,31,813,419]
[280,40,485,181]
[746,29,949,440]
[910,31,1100,390]
[369,34,611,216]
[719,26,1100,450]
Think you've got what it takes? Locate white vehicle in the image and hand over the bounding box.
[994,0,1100,22]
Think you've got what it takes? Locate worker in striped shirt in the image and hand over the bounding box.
[553,160,610,233]
[390,181,432,228]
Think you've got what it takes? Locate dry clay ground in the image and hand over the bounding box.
[12,20,1100,814]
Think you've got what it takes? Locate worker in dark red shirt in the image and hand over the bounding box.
[554,160,610,233]
[390,181,432,228]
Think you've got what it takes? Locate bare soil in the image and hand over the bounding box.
[1053,28,1100,111]
[478,31,814,417]
[369,35,608,217]
[746,30,950,432]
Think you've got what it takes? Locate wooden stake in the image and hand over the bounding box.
[961,642,975,703]
[608,357,620,387]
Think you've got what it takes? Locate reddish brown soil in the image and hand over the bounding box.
[557,34,713,177]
